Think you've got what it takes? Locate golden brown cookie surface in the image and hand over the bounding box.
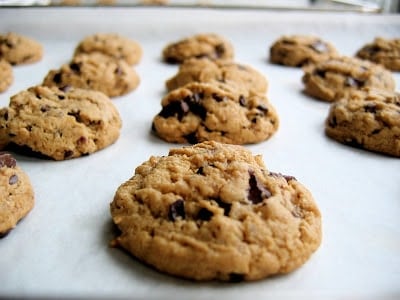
[110,141,322,281]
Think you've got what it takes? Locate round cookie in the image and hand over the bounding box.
[269,35,338,67]
[42,52,140,97]
[0,152,34,237]
[0,59,13,93]
[0,85,122,160]
[166,58,268,95]
[162,33,234,64]
[110,141,322,281]
[325,87,400,157]
[0,32,43,65]
[302,56,396,102]
[74,33,143,65]
[355,37,400,72]
[152,82,279,145]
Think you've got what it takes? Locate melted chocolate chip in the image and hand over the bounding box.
[269,172,296,182]
[9,174,18,185]
[40,105,51,113]
[256,104,268,113]
[159,93,206,121]
[57,94,65,100]
[248,171,272,204]
[196,166,205,175]
[345,77,364,88]
[168,199,185,221]
[197,208,213,221]
[68,111,82,123]
[185,94,207,120]
[59,85,72,93]
[310,40,328,53]
[0,152,16,168]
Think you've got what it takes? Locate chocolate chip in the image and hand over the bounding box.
[248,171,271,204]
[229,273,245,282]
[184,132,198,144]
[212,93,226,102]
[9,174,18,185]
[168,199,185,221]
[53,72,62,84]
[269,172,296,182]
[114,66,123,75]
[59,85,72,93]
[239,95,246,107]
[345,77,364,88]
[165,57,180,64]
[57,94,65,100]
[256,104,268,113]
[371,128,381,135]
[64,150,74,159]
[215,199,231,216]
[314,69,326,78]
[185,94,207,120]
[40,105,51,113]
[364,104,377,113]
[77,136,87,144]
[197,208,213,221]
[68,111,82,123]
[69,62,81,74]
[3,111,8,121]
[215,44,225,58]
[0,152,16,168]
[196,166,204,175]
[310,40,328,53]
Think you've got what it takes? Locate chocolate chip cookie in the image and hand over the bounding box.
[74,33,143,65]
[0,85,122,160]
[0,59,13,93]
[269,35,338,67]
[166,58,268,95]
[0,152,34,237]
[162,33,234,64]
[152,82,279,145]
[42,52,140,97]
[325,87,400,157]
[110,141,322,281]
[302,56,395,102]
[355,37,400,72]
[0,32,43,65]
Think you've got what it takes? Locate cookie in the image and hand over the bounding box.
[0,85,122,160]
[110,141,322,281]
[325,87,400,157]
[269,35,338,67]
[162,33,234,64]
[0,32,43,65]
[74,33,143,65]
[152,82,279,145]
[42,52,140,97]
[166,58,268,95]
[302,56,395,102]
[0,59,13,93]
[0,152,34,237]
[355,37,400,72]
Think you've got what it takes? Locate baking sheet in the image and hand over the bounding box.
[0,7,399,300]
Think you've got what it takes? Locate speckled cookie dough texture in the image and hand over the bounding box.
[269,34,338,67]
[0,59,13,93]
[166,58,268,95]
[162,33,235,64]
[0,85,122,160]
[356,37,400,72]
[325,88,400,157]
[0,32,43,65]
[0,152,34,237]
[302,56,395,102]
[152,82,279,144]
[42,52,140,97]
[110,141,322,281]
[74,33,143,65]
